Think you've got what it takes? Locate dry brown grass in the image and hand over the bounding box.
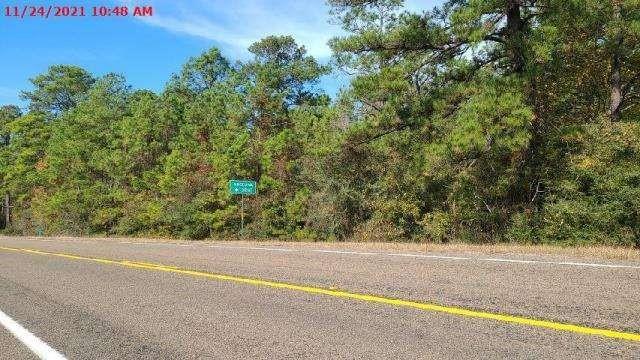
[10,235,640,261]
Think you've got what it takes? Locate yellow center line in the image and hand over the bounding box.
[1,245,639,342]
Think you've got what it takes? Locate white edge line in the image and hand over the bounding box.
[207,245,297,252]
[313,249,379,256]
[205,246,640,269]
[110,242,640,269]
[389,253,470,261]
[0,309,67,360]
[9,237,640,270]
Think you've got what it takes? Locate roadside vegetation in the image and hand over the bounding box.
[1,0,639,246]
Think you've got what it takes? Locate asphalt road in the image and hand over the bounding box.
[0,237,639,359]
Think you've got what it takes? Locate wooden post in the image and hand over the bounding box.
[240,194,244,234]
[4,193,9,228]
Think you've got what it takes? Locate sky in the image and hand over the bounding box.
[1,0,439,108]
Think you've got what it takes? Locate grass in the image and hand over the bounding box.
[7,234,640,261]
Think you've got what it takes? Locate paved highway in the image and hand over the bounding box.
[0,236,639,359]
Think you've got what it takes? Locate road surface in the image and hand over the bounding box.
[0,236,639,359]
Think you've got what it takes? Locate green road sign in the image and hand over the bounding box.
[228,180,257,195]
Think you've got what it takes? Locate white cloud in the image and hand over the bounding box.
[122,0,442,59]
[122,0,342,59]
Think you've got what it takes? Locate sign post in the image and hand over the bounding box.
[240,194,244,232]
[228,180,257,234]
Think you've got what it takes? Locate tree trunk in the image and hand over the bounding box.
[506,0,525,74]
[610,1,623,122]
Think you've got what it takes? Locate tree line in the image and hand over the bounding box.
[1,0,638,245]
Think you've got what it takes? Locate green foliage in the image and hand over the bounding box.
[422,76,533,241]
[0,2,638,246]
[541,121,640,246]
[21,65,94,115]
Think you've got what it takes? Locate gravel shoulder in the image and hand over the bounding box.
[4,235,639,261]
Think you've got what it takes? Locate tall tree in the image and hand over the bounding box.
[21,65,94,116]
[41,74,129,234]
[606,0,640,121]
[244,35,329,137]
[0,105,23,227]
[0,105,21,145]
[242,36,330,235]
[168,48,232,95]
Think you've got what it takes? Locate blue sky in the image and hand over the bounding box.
[1,0,439,107]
